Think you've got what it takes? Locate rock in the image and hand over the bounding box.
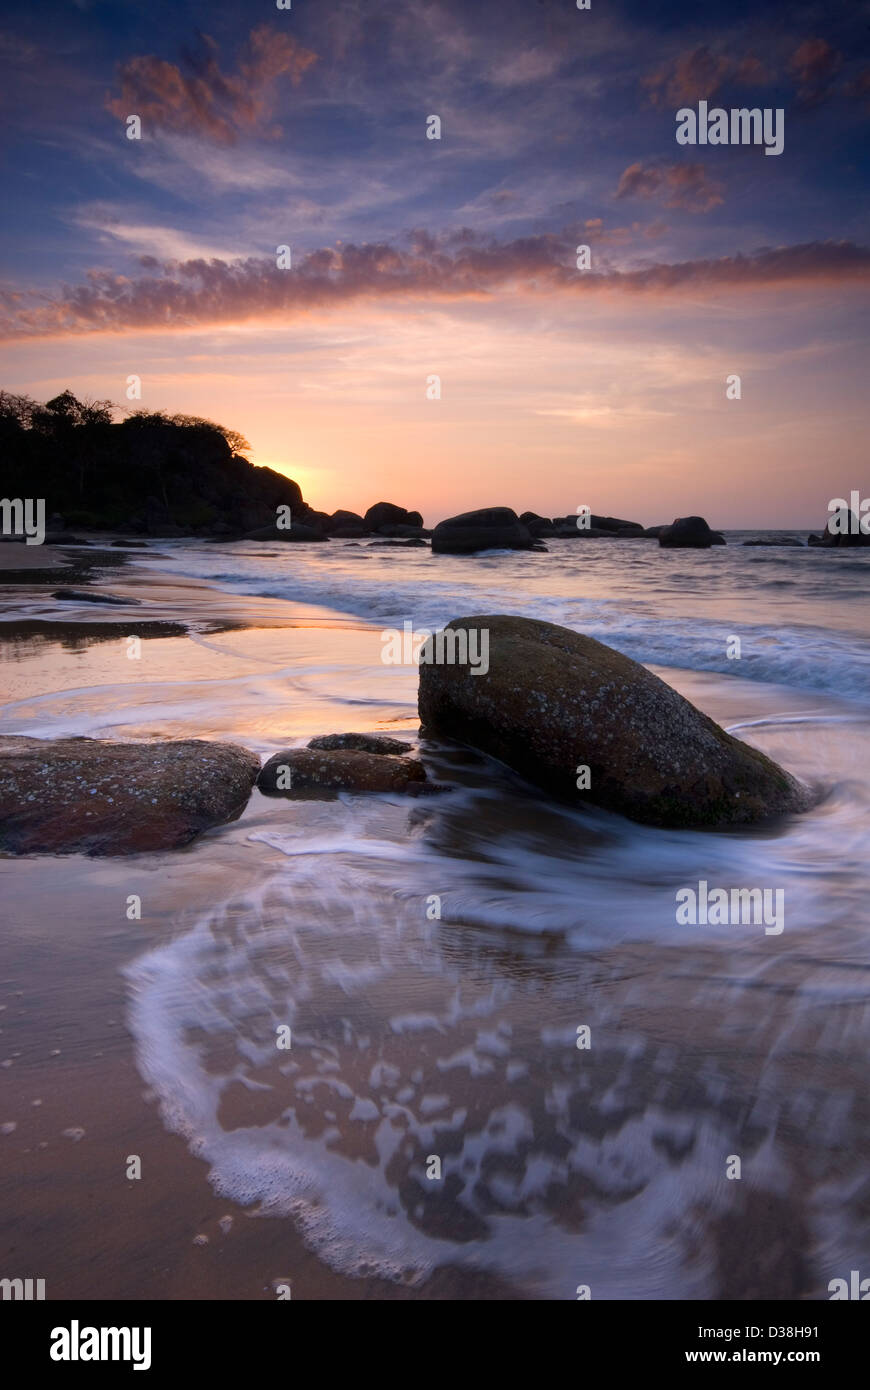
[52,588,140,606]
[519,512,556,538]
[417,615,811,828]
[811,509,870,547]
[551,514,646,539]
[659,516,722,548]
[376,523,431,538]
[301,509,332,535]
[307,732,411,755]
[644,525,667,538]
[327,510,368,537]
[111,540,149,548]
[552,514,645,538]
[364,502,424,533]
[258,747,428,797]
[590,515,644,534]
[742,537,804,547]
[710,531,727,545]
[0,737,260,855]
[243,523,328,542]
[44,533,92,545]
[368,538,429,547]
[431,507,535,555]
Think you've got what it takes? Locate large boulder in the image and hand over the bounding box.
[431,507,535,555]
[258,747,428,797]
[418,615,811,828]
[364,502,423,533]
[659,516,724,548]
[0,737,260,855]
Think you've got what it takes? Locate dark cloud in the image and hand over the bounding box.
[616,162,724,214]
[105,25,317,144]
[2,237,868,340]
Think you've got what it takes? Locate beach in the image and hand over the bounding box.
[2,534,869,1299]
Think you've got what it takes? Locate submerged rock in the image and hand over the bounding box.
[52,588,140,606]
[367,537,429,547]
[431,507,535,555]
[0,737,260,855]
[743,537,804,547]
[418,615,811,828]
[243,522,327,542]
[258,747,428,797]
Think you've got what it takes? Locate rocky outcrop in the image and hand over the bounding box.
[808,509,870,547]
[258,747,428,797]
[659,516,726,548]
[0,737,260,855]
[0,391,308,538]
[431,507,536,554]
[418,615,811,828]
[551,513,646,539]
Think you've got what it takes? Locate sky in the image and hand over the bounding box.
[0,0,868,527]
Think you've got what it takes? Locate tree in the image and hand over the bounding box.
[36,391,114,431]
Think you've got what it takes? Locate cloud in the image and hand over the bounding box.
[105,25,317,144]
[789,38,842,107]
[488,47,563,87]
[616,162,724,214]
[1,238,868,340]
[643,45,768,109]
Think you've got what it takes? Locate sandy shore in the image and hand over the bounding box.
[0,542,73,570]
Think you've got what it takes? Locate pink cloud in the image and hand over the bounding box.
[105,25,317,144]
[643,45,770,109]
[1,238,868,341]
[616,162,724,214]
